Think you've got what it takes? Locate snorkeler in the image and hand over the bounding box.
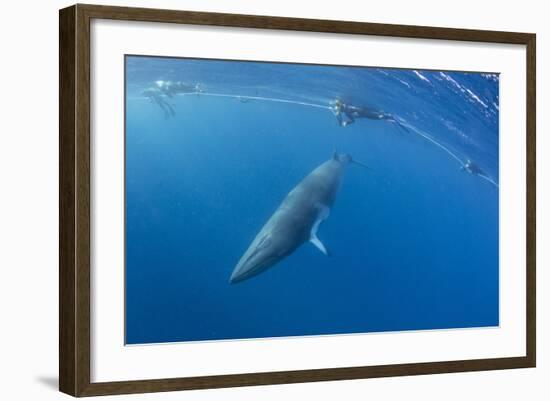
[461,159,498,188]
[141,80,204,118]
[461,159,485,176]
[141,87,176,119]
[155,80,203,98]
[330,98,396,127]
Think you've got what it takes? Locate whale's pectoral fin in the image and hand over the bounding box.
[310,236,330,256]
[309,205,331,256]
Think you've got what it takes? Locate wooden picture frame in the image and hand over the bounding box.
[59,3,536,397]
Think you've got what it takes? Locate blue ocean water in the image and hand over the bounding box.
[125,56,499,345]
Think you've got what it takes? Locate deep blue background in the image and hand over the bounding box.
[125,56,499,344]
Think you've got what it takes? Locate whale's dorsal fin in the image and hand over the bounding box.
[309,205,330,256]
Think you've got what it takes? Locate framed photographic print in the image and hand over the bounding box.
[59,4,536,397]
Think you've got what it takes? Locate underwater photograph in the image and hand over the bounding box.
[125,55,499,345]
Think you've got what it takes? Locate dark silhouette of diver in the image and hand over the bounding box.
[461,159,485,176]
[330,98,396,127]
[141,81,203,118]
[461,159,498,187]
[155,80,203,98]
[141,87,176,119]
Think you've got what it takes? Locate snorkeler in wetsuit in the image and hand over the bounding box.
[461,159,485,176]
[331,98,396,127]
[156,80,203,98]
[141,87,176,119]
[460,159,499,188]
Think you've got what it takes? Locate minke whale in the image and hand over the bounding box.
[230,152,369,284]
